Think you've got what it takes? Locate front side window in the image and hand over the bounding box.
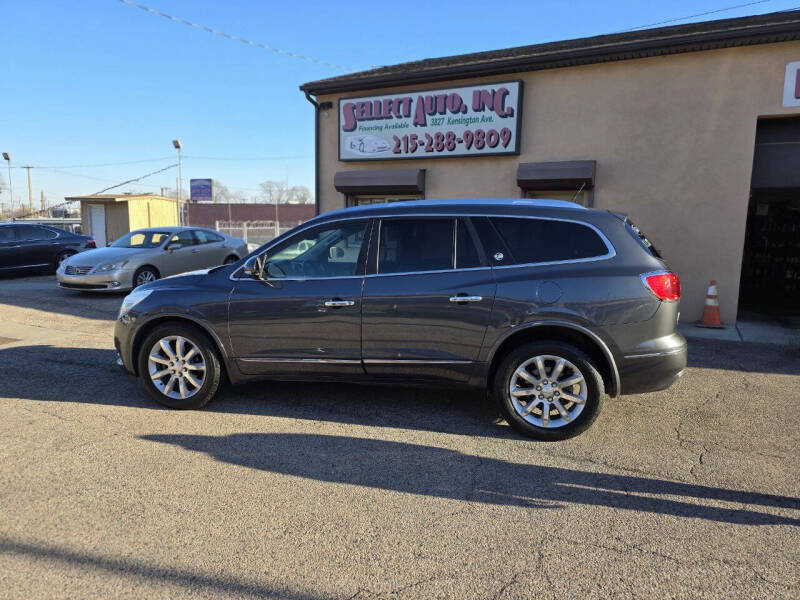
[0,227,16,242]
[111,231,171,248]
[490,217,609,264]
[264,220,368,278]
[378,219,454,274]
[167,231,198,248]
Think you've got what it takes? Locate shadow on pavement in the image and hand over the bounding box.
[0,274,124,321]
[141,433,800,526]
[0,345,510,439]
[0,536,322,600]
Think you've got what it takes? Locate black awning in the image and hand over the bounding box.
[516,160,596,191]
[334,169,426,195]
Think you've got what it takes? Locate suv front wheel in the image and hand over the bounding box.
[137,323,223,409]
[493,341,604,441]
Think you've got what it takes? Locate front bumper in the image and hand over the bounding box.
[617,333,687,395]
[57,269,135,292]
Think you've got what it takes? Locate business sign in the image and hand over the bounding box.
[782,62,800,107]
[339,81,522,161]
[190,178,213,203]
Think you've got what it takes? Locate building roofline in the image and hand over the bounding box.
[301,9,800,95]
[65,194,174,202]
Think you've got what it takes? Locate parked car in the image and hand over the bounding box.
[57,226,247,292]
[0,222,96,274]
[113,199,687,440]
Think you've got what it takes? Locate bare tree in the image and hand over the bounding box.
[213,180,248,203]
[258,180,312,204]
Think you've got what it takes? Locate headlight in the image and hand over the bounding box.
[97,261,128,272]
[118,289,153,318]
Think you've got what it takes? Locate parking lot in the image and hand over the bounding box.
[1,274,798,599]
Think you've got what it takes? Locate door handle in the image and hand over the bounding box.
[324,299,355,307]
[449,295,483,303]
[191,249,200,253]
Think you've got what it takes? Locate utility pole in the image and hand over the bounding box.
[41,190,46,214]
[172,140,183,225]
[24,166,33,215]
[2,153,12,219]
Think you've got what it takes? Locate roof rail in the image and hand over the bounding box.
[511,199,586,209]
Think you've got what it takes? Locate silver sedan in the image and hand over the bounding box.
[57,227,248,292]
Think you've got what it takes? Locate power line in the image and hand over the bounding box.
[92,163,177,195]
[616,0,772,33]
[118,0,352,70]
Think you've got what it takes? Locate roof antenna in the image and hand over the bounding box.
[570,182,587,204]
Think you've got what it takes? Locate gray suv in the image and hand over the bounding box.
[114,199,687,440]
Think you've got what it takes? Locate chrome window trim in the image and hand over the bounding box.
[363,359,471,365]
[229,212,616,282]
[239,357,471,365]
[239,357,362,364]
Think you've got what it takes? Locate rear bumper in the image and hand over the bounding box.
[617,334,687,395]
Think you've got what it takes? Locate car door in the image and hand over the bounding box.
[15,225,58,268]
[361,217,496,383]
[193,229,229,266]
[0,226,21,269]
[162,230,205,276]
[228,218,371,378]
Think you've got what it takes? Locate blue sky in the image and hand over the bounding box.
[1,0,797,209]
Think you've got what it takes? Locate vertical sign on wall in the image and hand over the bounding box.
[782,62,800,107]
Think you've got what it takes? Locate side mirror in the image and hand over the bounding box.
[166,242,181,252]
[242,255,264,279]
[329,246,344,259]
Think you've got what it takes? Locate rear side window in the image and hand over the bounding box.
[378,219,453,274]
[456,219,481,269]
[490,217,609,264]
[15,225,57,241]
[195,230,224,244]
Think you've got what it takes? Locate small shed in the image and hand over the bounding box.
[65,194,178,246]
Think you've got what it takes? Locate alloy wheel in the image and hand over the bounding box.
[148,336,207,400]
[136,270,157,286]
[508,354,587,428]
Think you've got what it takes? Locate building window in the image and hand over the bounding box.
[346,195,421,208]
[525,190,590,207]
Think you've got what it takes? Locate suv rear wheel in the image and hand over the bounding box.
[493,341,604,441]
[137,323,222,409]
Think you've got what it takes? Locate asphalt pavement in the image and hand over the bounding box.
[1,274,798,599]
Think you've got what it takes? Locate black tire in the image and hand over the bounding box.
[493,341,604,441]
[55,250,76,270]
[132,266,159,288]
[137,322,223,410]
[223,255,239,265]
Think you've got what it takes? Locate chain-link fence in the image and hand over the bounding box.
[215,220,303,250]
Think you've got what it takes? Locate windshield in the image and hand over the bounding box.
[111,230,172,248]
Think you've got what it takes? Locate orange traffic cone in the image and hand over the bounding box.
[697,280,724,328]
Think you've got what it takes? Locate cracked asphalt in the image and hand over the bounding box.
[1,274,799,599]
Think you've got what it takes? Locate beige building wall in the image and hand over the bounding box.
[79,201,129,245]
[316,41,800,324]
[127,197,178,231]
[104,201,130,243]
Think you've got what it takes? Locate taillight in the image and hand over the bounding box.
[86,240,97,248]
[642,272,680,301]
